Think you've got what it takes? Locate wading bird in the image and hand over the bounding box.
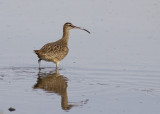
[34,22,90,69]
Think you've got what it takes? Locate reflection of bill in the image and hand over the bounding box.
[33,69,75,110]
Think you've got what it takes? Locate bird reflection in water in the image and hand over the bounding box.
[33,68,88,110]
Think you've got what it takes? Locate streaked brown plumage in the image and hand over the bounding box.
[34,22,90,68]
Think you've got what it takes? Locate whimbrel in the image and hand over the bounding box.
[34,22,90,68]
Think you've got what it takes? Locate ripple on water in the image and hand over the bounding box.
[1,66,160,94]
[0,64,160,113]
[63,65,160,96]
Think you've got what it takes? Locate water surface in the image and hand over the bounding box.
[0,0,160,114]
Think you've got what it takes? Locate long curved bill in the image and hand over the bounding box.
[72,26,90,34]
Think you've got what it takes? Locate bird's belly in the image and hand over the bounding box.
[40,49,68,63]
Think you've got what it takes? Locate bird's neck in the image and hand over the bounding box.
[62,28,70,44]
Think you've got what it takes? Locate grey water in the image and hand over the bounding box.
[0,0,160,114]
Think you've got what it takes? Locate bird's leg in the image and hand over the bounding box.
[55,62,59,69]
[38,59,41,69]
[56,63,58,69]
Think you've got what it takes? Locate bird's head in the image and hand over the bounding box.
[63,22,90,34]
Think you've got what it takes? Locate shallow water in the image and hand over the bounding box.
[0,0,160,114]
[0,64,160,114]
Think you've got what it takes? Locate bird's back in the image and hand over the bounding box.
[34,39,69,63]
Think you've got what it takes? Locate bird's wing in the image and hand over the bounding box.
[39,42,68,58]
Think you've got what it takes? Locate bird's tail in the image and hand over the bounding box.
[34,50,39,55]
[34,50,42,59]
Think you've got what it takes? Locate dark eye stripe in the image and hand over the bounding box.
[66,23,71,25]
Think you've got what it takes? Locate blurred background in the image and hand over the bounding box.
[0,0,159,68]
